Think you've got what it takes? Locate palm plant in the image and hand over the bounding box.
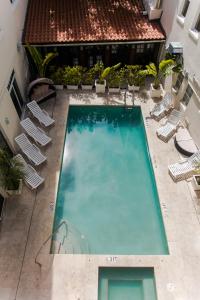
[140,59,175,89]
[0,149,24,191]
[94,62,121,84]
[26,44,58,77]
[106,63,122,87]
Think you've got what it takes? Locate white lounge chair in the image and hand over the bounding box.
[27,100,55,127]
[150,92,173,121]
[14,154,44,189]
[168,151,200,182]
[20,118,51,147]
[15,133,47,166]
[156,109,184,142]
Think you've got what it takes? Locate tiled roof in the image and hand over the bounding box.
[23,0,165,45]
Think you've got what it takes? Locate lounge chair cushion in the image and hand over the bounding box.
[174,128,198,157]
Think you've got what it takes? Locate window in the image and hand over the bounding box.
[146,43,155,51]
[194,14,200,32]
[182,84,193,106]
[7,71,24,118]
[96,55,102,63]
[181,0,190,17]
[73,57,79,66]
[174,73,184,91]
[136,44,144,54]
[111,45,118,54]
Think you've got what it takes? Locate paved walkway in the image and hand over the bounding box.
[0,90,200,300]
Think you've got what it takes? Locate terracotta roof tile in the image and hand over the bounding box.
[23,0,165,44]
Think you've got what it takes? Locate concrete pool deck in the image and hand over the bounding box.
[0,89,200,300]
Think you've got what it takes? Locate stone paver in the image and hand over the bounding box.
[0,89,200,300]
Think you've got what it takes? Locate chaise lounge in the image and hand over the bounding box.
[27,100,55,127]
[168,151,200,182]
[20,118,51,147]
[14,154,44,189]
[156,109,184,142]
[150,92,173,121]
[15,133,47,166]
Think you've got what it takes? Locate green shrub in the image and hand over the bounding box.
[125,65,145,86]
[81,67,96,85]
[64,66,82,85]
[107,70,122,88]
[0,149,24,191]
[50,67,65,85]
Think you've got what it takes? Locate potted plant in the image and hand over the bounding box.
[165,52,183,90]
[94,62,121,94]
[63,66,82,90]
[107,70,121,93]
[192,162,200,191]
[50,67,65,90]
[126,65,144,91]
[81,67,95,90]
[0,149,24,196]
[94,62,108,93]
[140,59,175,98]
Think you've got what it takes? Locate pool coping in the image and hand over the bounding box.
[2,90,200,300]
[46,98,171,300]
[47,95,190,299]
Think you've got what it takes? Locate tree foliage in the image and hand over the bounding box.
[26,44,58,77]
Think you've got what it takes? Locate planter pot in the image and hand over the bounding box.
[81,84,93,90]
[6,179,23,196]
[128,85,140,92]
[192,175,200,191]
[128,84,134,91]
[133,85,140,92]
[108,87,120,93]
[54,85,64,90]
[67,85,79,90]
[95,80,106,94]
[150,83,163,98]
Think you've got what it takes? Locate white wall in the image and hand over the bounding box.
[161,0,200,147]
[184,92,200,146]
[0,0,29,150]
[161,0,178,37]
[161,0,200,81]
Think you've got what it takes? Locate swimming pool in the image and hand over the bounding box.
[98,267,157,300]
[52,106,168,254]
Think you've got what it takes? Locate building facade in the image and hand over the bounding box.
[23,0,165,68]
[160,0,200,145]
[0,0,29,151]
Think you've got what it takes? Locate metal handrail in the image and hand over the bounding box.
[35,220,68,267]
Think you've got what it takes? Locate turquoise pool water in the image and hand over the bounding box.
[98,267,157,300]
[52,106,168,254]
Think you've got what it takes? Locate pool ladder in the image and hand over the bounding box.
[35,220,68,267]
[35,219,90,267]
